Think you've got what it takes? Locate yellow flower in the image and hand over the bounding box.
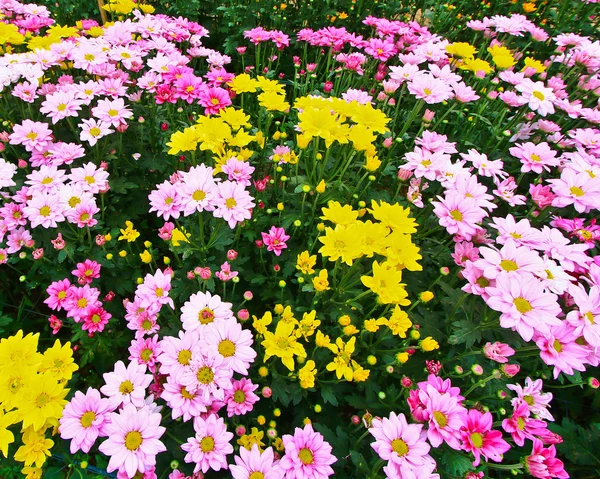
[0,412,15,458]
[237,427,265,451]
[119,250,127,258]
[256,76,285,94]
[298,360,317,388]
[219,107,251,130]
[446,42,477,58]
[351,103,390,133]
[348,123,376,151]
[421,337,440,352]
[258,92,290,112]
[140,250,152,264]
[396,352,409,364]
[363,319,380,333]
[17,372,68,431]
[296,311,320,340]
[343,325,359,335]
[361,261,410,305]
[352,360,370,382]
[318,225,362,266]
[0,22,25,45]
[171,227,191,247]
[313,269,330,292]
[0,330,42,370]
[459,58,493,75]
[338,315,351,326]
[252,311,272,335]
[262,321,306,371]
[369,200,417,234]
[228,73,259,94]
[39,340,78,382]
[321,201,359,226]
[139,4,155,12]
[316,179,326,193]
[354,220,390,258]
[296,251,317,275]
[273,437,285,451]
[522,57,546,73]
[118,221,140,242]
[386,305,412,338]
[420,291,434,302]
[13,428,53,468]
[21,466,43,479]
[523,2,536,12]
[364,154,382,171]
[326,337,356,381]
[315,330,331,348]
[384,231,422,271]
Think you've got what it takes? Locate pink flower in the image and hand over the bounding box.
[536,323,588,379]
[432,193,487,241]
[509,142,559,174]
[40,91,83,124]
[213,181,255,229]
[216,261,239,281]
[79,118,113,146]
[225,378,260,417]
[82,306,112,333]
[408,74,454,104]
[59,387,114,453]
[369,412,431,470]
[45,278,74,311]
[423,387,465,449]
[475,240,544,280]
[231,445,283,479]
[525,439,569,479]
[100,360,153,409]
[9,120,53,152]
[149,180,183,220]
[137,269,174,310]
[549,169,600,214]
[201,318,256,375]
[198,86,232,115]
[182,414,233,474]
[161,367,207,421]
[180,291,234,333]
[91,97,133,128]
[181,351,233,403]
[516,80,556,117]
[460,409,510,467]
[222,158,255,187]
[483,342,515,363]
[280,423,336,479]
[64,285,101,322]
[99,403,166,478]
[261,226,290,257]
[129,335,162,373]
[507,377,554,421]
[72,259,101,285]
[23,192,66,228]
[502,401,549,446]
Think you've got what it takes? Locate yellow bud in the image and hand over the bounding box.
[277,202,284,211]
[269,420,277,428]
[316,153,323,160]
[396,352,409,363]
[367,355,377,365]
[273,408,281,417]
[316,180,326,193]
[106,253,113,260]
[338,315,351,326]
[303,417,312,425]
[274,304,284,314]
[104,233,112,241]
[144,240,152,248]
[317,223,326,231]
[314,404,322,413]
[420,291,434,302]
[164,256,171,265]
[119,250,127,257]
[272,131,281,140]
[257,415,266,425]
[258,366,269,377]
[136,277,143,285]
[410,330,421,340]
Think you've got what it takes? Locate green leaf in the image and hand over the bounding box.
[320,384,339,406]
[448,320,482,348]
[549,419,600,466]
[441,449,475,476]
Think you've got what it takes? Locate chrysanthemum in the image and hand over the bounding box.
[9,120,53,152]
[423,387,465,450]
[212,180,255,229]
[182,414,233,474]
[157,330,200,375]
[81,305,111,333]
[280,424,336,479]
[148,180,183,220]
[59,388,114,453]
[516,80,556,117]
[460,409,510,467]
[39,91,83,124]
[44,278,73,311]
[180,352,233,403]
[198,86,232,115]
[129,335,162,373]
[408,74,454,104]
[137,269,174,310]
[91,97,133,128]
[225,378,260,417]
[432,193,487,241]
[370,412,431,470]
[100,360,153,408]
[79,118,113,146]
[68,162,110,194]
[230,445,283,479]
[536,323,588,379]
[475,240,544,280]
[180,164,218,215]
[64,285,102,322]
[18,371,69,431]
[161,368,207,421]
[201,318,256,375]
[99,403,166,478]
[23,192,66,229]
[180,291,234,332]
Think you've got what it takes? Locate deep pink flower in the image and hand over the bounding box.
[82,305,112,333]
[225,378,260,417]
[460,409,510,467]
[261,226,290,257]
[198,86,232,115]
[72,259,101,285]
[483,342,515,363]
[525,439,569,478]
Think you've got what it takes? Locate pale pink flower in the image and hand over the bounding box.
[423,387,465,449]
[69,162,109,194]
[137,269,174,310]
[157,330,200,375]
[548,169,600,213]
[100,360,153,408]
[507,378,554,421]
[566,285,600,347]
[516,80,556,117]
[182,414,233,474]
[509,142,559,174]
[475,240,544,279]
[280,423,336,479]
[181,352,233,403]
[432,193,487,241]
[536,323,589,378]
[222,158,254,187]
[231,445,283,479]
[40,90,83,124]
[483,342,515,363]
[180,291,234,333]
[408,74,454,104]
[99,403,166,478]
[161,367,208,421]
[213,181,255,228]
[201,318,256,375]
[79,118,113,146]
[9,120,53,152]
[149,180,183,220]
[92,97,133,128]
[129,335,162,373]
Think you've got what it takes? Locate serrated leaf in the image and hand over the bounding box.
[320,384,338,406]
[448,320,482,347]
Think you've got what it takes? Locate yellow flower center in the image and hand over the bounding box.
[80,411,96,428]
[77,298,88,308]
[570,186,584,197]
[26,132,38,140]
[500,259,518,272]
[200,436,215,453]
[249,473,265,479]
[532,90,545,101]
[108,109,119,117]
[140,348,153,362]
[198,308,215,324]
[450,209,463,221]
[69,196,81,207]
[181,386,195,400]
[119,380,134,394]
[276,337,290,349]
[433,411,447,428]
[125,431,143,451]
[41,177,53,185]
[530,154,541,162]
[84,175,96,184]
[178,349,192,365]
[218,339,236,357]
[211,98,221,105]
[89,127,101,137]
[391,438,409,457]
[476,277,490,288]
[58,291,67,300]
[165,197,174,205]
[142,319,152,330]
[553,339,562,353]
[57,103,67,112]
[513,297,532,314]
[523,395,535,406]
[423,88,432,95]
[196,366,214,385]
[155,288,164,297]
[584,311,595,324]
[192,190,206,201]
[470,432,483,448]
[84,53,95,61]
[36,392,51,408]
[517,417,525,430]
[298,448,314,465]
[225,198,237,209]
[233,389,246,403]
[39,206,51,217]
[80,213,90,221]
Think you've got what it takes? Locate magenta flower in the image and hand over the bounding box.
[502,401,549,447]
[261,226,290,257]
[82,305,112,333]
[44,278,74,311]
[99,403,166,478]
[423,387,465,450]
[72,259,101,285]
[59,388,114,453]
[182,413,233,474]
[230,445,283,479]
[460,409,510,467]
[198,86,232,115]
[225,378,260,417]
[536,323,588,379]
[483,342,516,363]
[525,439,569,479]
[280,423,336,479]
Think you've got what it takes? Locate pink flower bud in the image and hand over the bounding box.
[423,109,435,122]
[262,386,272,398]
[307,63,317,72]
[104,291,115,302]
[95,235,106,246]
[589,377,600,389]
[198,267,211,280]
[383,137,393,148]
[401,377,413,388]
[164,267,174,277]
[397,168,413,181]
[237,309,249,321]
[25,239,35,248]
[236,46,247,55]
[116,122,129,133]
[376,91,387,101]
[388,98,396,106]
[227,249,238,261]
[243,291,253,301]
[351,415,361,425]
[273,264,280,272]
[236,425,246,436]
[255,239,264,248]
[323,81,333,93]
[500,363,520,377]
[374,70,386,81]
[293,56,301,66]
[187,271,196,280]
[18,158,28,169]
[471,364,484,375]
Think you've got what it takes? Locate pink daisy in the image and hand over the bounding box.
[23,192,65,228]
[59,387,114,453]
[525,440,569,479]
[148,180,183,220]
[182,413,233,474]
[9,120,53,152]
[280,423,336,479]
[68,200,100,228]
[161,368,208,421]
[99,403,166,478]
[230,445,283,479]
[507,377,554,421]
[432,193,487,241]
[222,158,255,187]
[501,401,549,447]
[157,330,200,375]
[483,342,515,363]
[213,180,255,229]
[225,378,260,417]
[180,164,218,215]
[180,352,233,404]
[44,278,74,311]
[137,269,174,310]
[64,285,102,322]
[25,165,66,194]
[91,97,133,128]
[201,318,256,375]
[475,240,544,280]
[72,259,101,285]
[408,74,454,104]
[548,169,600,214]
[68,162,110,194]
[536,323,588,379]
[509,142,559,174]
[423,387,465,450]
[261,226,290,257]
[516,80,556,117]
[460,409,510,467]
[39,90,83,124]
[180,291,234,332]
[79,118,114,146]
[198,86,232,115]
[81,305,112,333]
[566,285,600,347]
[100,360,153,408]
[129,335,162,373]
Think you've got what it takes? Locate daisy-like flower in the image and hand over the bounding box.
[23,192,66,228]
[81,305,111,333]
[180,291,234,332]
[64,285,101,322]
[225,378,260,417]
[516,80,556,117]
[79,118,114,146]
[222,158,255,187]
[161,367,207,421]
[44,278,74,311]
[370,412,431,472]
[91,97,133,128]
[566,285,600,347]
[548,169,600,214]
[261,226,290,257]
[509,142,559,174]
[536,323,588,379]
[0,158,18,189]
[507,377,554,421]
[460,409,511,467]
[198,86,232,115]
[201,318,256,375]
[129,335,162,373]
[181,351,233,403]
[432,193,487,241]
[149,180,183,220]
[501,401,549,447]
[475,240,544,280]
[230,445,283,479]
[525,439,569,479]
[182,414,233,474]
[68,200,100,228]
[157,330,200,375]
[423,387,465,450]
[9,120,53,152]
[25,165,66,194]
[59,387,114,453]
[213,180,255,229]
[99,403,166,478]
[280,423,336,479]
[137,269,175,310]
[100,360,153,408]
[408,74,454,104]
[39,90,83,124]
[486,273,561,342]
[180,164,218,215]
[69,162,110,194]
